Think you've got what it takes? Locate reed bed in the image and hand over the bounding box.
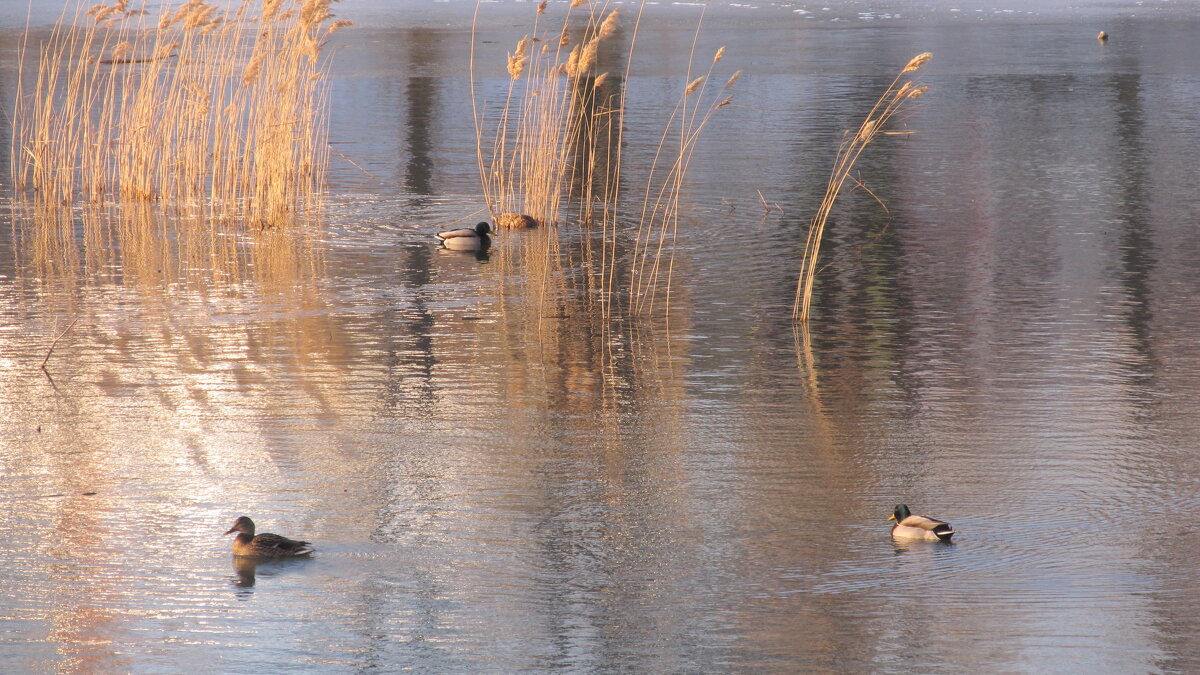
[792,52,931,323]
[10,0,348,228]
[471,0,738,321]
[471,0,624,229]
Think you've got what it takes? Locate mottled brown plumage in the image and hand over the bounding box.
[495,213,539,230]
[224,516,313,558]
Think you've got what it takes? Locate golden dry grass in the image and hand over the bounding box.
[793,52,932,323]
[471,2,626,230]
[471,0,738,321]
[10,0,347,228]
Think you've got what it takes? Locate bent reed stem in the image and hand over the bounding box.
[793,52,931,323]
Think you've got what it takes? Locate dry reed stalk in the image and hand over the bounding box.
[792,52,932,323]
[628,15,737,317]
[469,0,734,330]
[11,0,345,228]
[41,318,80,369]
[471,0,624,229]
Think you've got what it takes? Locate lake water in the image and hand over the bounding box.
[3,0,1200,672]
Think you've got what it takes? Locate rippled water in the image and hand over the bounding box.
[3,0,1200,672]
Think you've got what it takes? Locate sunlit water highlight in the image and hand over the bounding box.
[3,0,1200,672]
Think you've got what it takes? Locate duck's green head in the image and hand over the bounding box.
[888,504,911,522]
[225,516,255,536]
[475,222,493,236]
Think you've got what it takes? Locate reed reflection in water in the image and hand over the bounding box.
[4,5,1200,673]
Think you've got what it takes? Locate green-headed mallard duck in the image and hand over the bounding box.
[888,504,955,542]
[224,516,314,558]
[436,222,494,251]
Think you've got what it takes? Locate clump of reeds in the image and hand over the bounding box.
[792,52,931,323]
[471,1,738,323]
[628,34,738,316]
[471,1,624,229]
[10,0,349,228]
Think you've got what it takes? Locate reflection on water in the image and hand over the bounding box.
[4,4,1200,673]
[231,556,316,596]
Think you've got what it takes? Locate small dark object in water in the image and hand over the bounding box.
[1097,30,1108,42]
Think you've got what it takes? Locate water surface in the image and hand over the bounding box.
[3,1,1200,672]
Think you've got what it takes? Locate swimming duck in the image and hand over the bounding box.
[888,504,955,542]
[495,213,539,230]
[436,222,494,251]
[224,516,314,558]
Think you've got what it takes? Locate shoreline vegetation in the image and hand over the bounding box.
[8,0,928,326]
[9,0,348,228]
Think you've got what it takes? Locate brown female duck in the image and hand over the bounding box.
[224,516,314,558]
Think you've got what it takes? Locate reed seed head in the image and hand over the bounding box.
[243,49,266,84]
[713,46,725,63]
[596,9,619,41]
[684,76,704,96]
[153,42,180,60]
[90,4,121,21]
[537,0,548,14]
[717,95,733,108]
[907,85,929,99]
[507,37,530,79]
[576,42,599,76]
[327,20,353,36]
[565,44,581,77]
[300,0,334,29]
[593,72,609,88]
[111,41,133,62]
[570,0,586,7]
[184,4,217,30]
[857,119,877,142]
[724,69,742,89]
[901,52,933,74]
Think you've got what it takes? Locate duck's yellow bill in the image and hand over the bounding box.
[887,514,896,521]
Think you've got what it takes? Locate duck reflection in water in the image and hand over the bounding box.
[231,554,314,594]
